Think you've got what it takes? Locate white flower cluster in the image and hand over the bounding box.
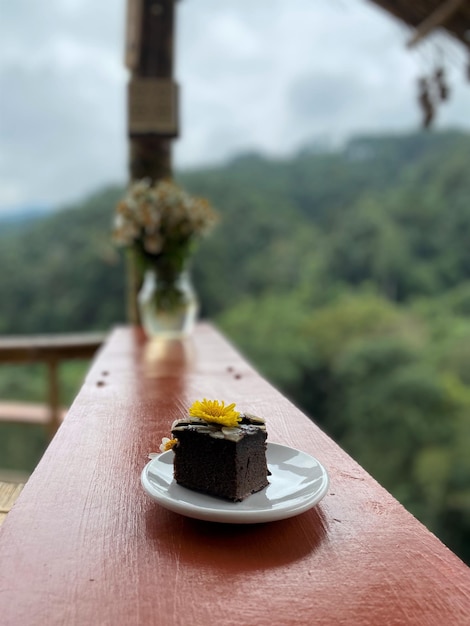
[113,179,217,255]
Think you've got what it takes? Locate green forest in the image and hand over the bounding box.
[0,130,469,564]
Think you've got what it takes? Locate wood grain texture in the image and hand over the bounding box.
[0,325,469,625]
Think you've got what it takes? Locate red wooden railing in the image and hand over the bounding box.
[0,325,468,625]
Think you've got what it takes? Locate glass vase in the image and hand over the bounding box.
[138,265,199,339]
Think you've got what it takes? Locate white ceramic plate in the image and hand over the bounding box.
[141,442,329,524]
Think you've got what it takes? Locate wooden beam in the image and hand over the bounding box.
[127,0,177,166]
[0,332,106,363]
[125,0,179,324]
[125,0,143,70]
[0,325,469,623]
[0,402,67,425]
[407,0,466,48]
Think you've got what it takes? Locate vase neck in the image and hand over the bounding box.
[145,262,191,286]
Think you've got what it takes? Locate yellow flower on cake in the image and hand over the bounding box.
[189,399,241,428]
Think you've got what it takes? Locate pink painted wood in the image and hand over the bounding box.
[0,325,469,625]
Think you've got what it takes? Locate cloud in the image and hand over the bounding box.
[289,71,366,121]
[175,0,424,162]
[0,0,469,212]
[0,0,127,211]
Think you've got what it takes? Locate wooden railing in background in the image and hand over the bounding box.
[0,333,106,438]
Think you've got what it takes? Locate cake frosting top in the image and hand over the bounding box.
[172,413,266,443]
[158,399,266,451]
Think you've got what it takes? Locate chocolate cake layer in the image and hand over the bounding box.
[171,414,269,501]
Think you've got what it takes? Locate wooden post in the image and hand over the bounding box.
[125,0,179,322]
[47,359,61,438]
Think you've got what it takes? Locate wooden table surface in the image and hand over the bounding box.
[0,325,469,625]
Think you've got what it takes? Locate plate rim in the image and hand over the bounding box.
[141,442,329,524]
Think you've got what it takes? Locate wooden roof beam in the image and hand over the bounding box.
[407,0,466,48]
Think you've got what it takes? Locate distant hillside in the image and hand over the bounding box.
[0,186,126,333]
[1,130,470,332]
[182,129,470,311]
[0,205,53,235]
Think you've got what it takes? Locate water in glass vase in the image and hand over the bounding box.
[138,268,199,338]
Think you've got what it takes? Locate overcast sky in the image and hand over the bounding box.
[1,0,469,214]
